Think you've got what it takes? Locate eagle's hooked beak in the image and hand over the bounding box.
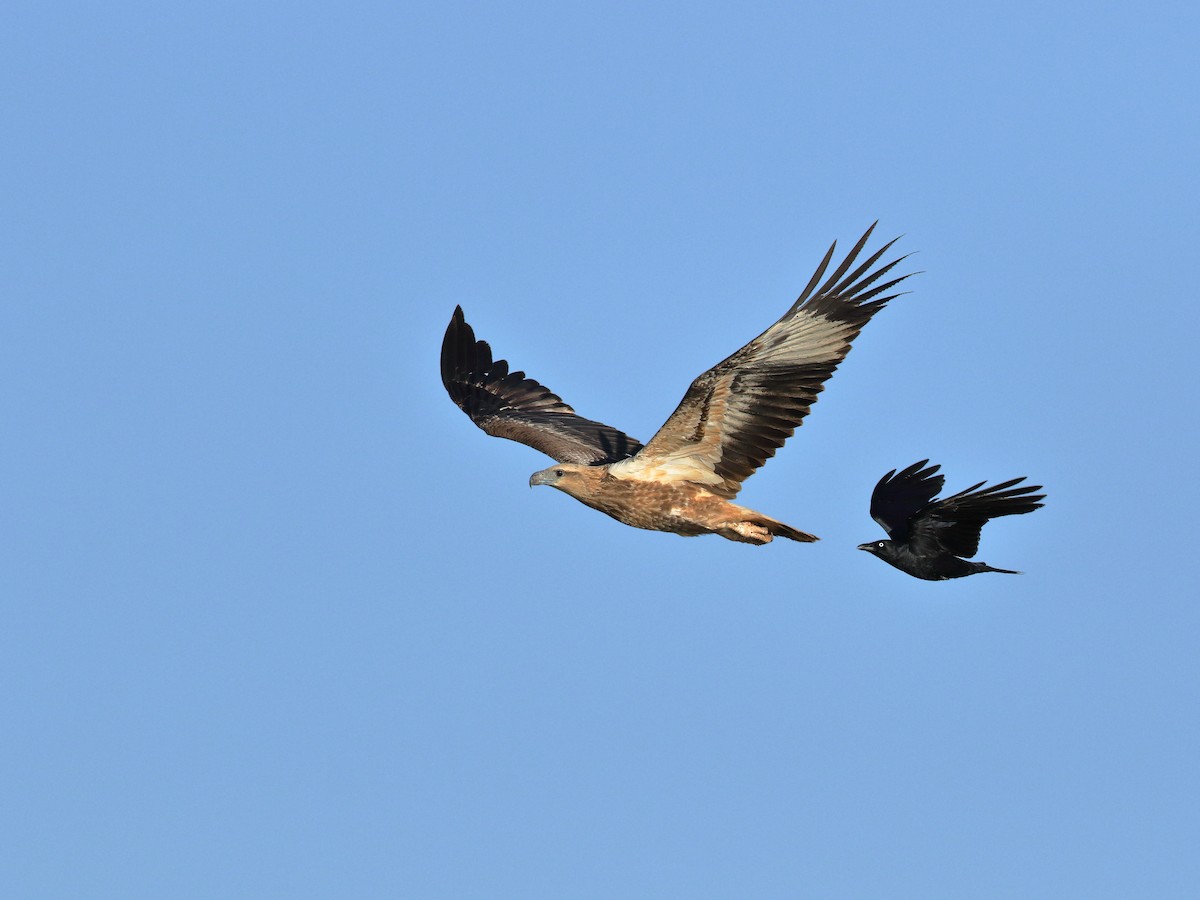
[529,469,554,488]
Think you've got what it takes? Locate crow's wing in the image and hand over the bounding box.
[609,224,914,498]
[441,306,643,465]
[909,476,1046,558]
[870,459,945,539]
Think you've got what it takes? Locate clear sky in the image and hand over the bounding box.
[3,2,1198,898]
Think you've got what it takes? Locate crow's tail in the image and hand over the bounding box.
[976,562,1022,575]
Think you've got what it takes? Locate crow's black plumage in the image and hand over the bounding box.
[858,460,1045,580]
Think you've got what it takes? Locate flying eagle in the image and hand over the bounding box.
[858,460,1046,578]
[441,224,912,544]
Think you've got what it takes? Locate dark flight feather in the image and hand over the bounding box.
[870,459,946,540]
[440,306,642,465]
[909,476,1045,559]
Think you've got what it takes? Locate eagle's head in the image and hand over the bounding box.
[529,464,595,499]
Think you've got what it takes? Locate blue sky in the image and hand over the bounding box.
[3,2,1198,897]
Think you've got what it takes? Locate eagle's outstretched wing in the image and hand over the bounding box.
[441,306,643,465]
[611,224,913,498]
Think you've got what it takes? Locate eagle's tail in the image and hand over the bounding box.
[720,509,819,544]
[769,520,819,543]
[750,513,818,543]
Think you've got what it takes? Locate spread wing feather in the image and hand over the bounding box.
[908,476,1047,558]
[870,459,945,539]
[441,306,643,465]
[611,223,914,498]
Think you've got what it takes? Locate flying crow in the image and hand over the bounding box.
[858,460,1045,579]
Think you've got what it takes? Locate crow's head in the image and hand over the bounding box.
[857,539,900,564]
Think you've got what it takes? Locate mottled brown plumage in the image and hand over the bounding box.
[526,464,816,544]
[441,223,914,544]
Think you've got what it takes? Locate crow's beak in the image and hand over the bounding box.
[856,543,873,552]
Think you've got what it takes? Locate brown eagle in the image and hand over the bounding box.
[441,224,913,544]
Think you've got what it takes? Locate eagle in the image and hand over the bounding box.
[858,460,1046,578]
[441,224,912,545]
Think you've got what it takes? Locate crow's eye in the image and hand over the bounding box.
[877,541,886,548]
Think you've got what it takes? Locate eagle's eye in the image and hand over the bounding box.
[554,469,565,477]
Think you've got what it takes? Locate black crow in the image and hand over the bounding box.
[858,460,1045,580]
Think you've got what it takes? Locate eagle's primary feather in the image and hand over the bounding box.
[440,306,643,465]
